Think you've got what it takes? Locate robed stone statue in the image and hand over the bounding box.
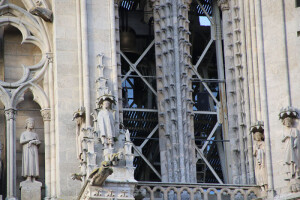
[253,131,268,191]
[20,118,41,180]
[97,96,116,148]
[282,117,300,180]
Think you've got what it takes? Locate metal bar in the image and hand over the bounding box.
[134,40,155,66]
[195,0,214,25]
[132,144,162,180]
[201,122,219,151]
[195,146,224,184]
[194,39,214,70]
[131,137,229,142]
[120,52,157,96]
[191,79,225,83]
[121,40,155,83]
[191,66,220,106]
[122,69,134,83]
[139,125,159,149]
[194,111,217,115]
[123,108,158,112]
[121,75,157,78]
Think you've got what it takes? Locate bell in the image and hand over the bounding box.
[120,27,138,54]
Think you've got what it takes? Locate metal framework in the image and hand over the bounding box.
[119,0,228,184]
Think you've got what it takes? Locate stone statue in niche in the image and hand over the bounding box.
[20,118,41,180]
[251,121,268,191]
[97,95,116,149]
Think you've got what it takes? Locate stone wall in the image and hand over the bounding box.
[52,0,81,198]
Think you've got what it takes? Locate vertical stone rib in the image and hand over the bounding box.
[154,0,196,183]
[230,0,247,184]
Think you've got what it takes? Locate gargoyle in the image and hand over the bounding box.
[89,161,113,186]
[29,6,53,22]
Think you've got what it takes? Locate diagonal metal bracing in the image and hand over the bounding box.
[132,143,162,180]
[195,0,215,25]
[139,125,159,149]
[121,40,155,83]
[195,146,223,184]
[201,122,219,151]
[195,39,214,70]
[120,51,157,96]
[191,66,220,106]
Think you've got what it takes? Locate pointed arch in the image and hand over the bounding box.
[11,82,50,109]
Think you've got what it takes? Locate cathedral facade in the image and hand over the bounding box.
[0,0,299,199]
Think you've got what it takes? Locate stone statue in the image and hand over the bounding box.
[253,131,268,191]
[282,117,300,180]
[20,118,41,180]
[125,129,131,142]
[97,96,116,148]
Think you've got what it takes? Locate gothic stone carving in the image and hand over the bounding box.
[218,0,229,11]
[280,107,300,181]
[97,94,116,149]
[20,118,41,181]
[250,121,268,191]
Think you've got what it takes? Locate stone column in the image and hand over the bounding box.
[152,0,196,183]
[4,108,17,200]
[41,109,51,199]
[46,52,56,200]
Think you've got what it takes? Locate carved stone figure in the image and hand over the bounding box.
[282,117,300,180]
[253,131,268,191]
[20,118,41,180]
[73,107,85,160]
[97,96,116,148]
[125,129,131,142]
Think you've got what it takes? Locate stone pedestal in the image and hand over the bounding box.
[81,181,136,200]
[20,180,42,200]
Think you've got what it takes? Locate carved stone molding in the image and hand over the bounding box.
[4,109,17,120]
[218,0,229,11]
[41,109,51,121]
